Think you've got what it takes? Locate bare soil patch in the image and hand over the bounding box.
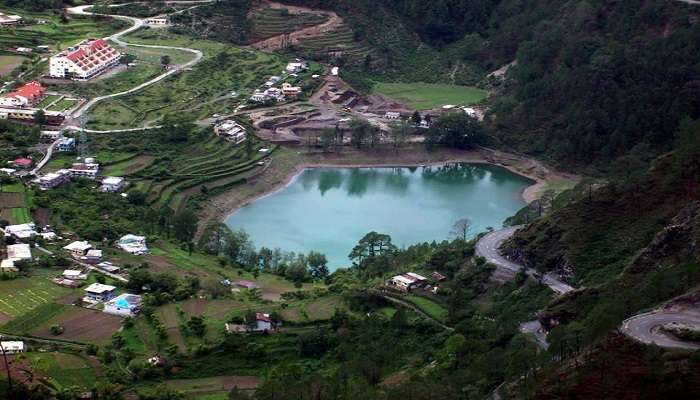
[0,192,25,207]
[32,306,122,344]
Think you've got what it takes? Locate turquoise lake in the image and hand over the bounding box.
[225,164,532,269]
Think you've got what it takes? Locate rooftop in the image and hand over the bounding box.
[84,283,116,294]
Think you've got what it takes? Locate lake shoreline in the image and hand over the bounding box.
[199,146,577,235]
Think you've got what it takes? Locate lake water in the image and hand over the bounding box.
[225,164,532,269]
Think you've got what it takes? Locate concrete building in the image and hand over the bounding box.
[49,39,121,80]
[35,169,71,190]
[388,272,429,292]
[83,283,117,303]
[214,120,247,144]
[100,176,125,192]
[62,269,88,280]
[63,240,92,258]
[6,243,32,262]
[104,293,142,317]
[0,341,24,354]
[0,13,23,26]
[281,82,302,98]
[0,81,45,107]
[69,161,99,179]
[117,234,148,255]
[57,137,75,152]
[145,16,169,26]
[0,107,64,125]
[4,223,37,240]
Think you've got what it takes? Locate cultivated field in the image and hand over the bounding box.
[251,7,328,40]
[26,352,98,390]
[0,278,70,320]
[372,82,488,110]
[0,182,31,224]
[165,375,261,396]
[0,55,25,77]
[32,306,122,344]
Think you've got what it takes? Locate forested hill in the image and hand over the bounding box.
[278,0,700,170]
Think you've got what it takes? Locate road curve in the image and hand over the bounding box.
[475,226,575,295]
[66,3,208,119]
[621,310,700,350]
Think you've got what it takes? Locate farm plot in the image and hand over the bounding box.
[1,183,31,224]
[0,278,70,319]
[0,55,26,76]
[251,7,328,40]
[32,307,122,344]
[165,375,262,396]
[372,82,488,110]
[294,24,375,65]
[27,352,98,390]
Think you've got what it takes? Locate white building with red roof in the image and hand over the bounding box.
[0,81,46,108]
[49,39,121,80]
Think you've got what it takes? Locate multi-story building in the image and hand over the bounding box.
[0,81,45,107]
[35,169,71,190]
[49,39,121,81]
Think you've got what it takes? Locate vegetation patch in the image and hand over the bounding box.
[372,82,488,110]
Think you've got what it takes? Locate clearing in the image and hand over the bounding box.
[372,82,488,110]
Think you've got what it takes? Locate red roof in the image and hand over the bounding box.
[5,81,44,102]
[13,158,32,166]
[90,39,108,51]
[66,48,86,62]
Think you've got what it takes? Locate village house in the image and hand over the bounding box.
[12,157,33,169]
[83,283,117,303]
[104,293,142,317]
[4,223,37,240]
[49,39,121,80]
[81,249,103,264]
[57,137,75,152]
[62,269,88,280]
[281,82,302,98]
[0,107,64,125]
[63,240,92,258]
[7,243,32,262]
[387,272,429,292]
[285,61,307,74]
[432,271,447,282]
[1,259,18,273]
[0,13,23,26]
[226,313,277,333]
[250,87,285,103]
[0,341,24,355]
[41,130,63,141]
[97,261,121,274]
[118,234,149,255]
[69,160,100,179]
[0,81,46,108]
[384,111,401,120]
[52,277,79,288]
[214,120,247,144]
[100,176,125,192]
[35,169,71,190]
[145,16,169,26]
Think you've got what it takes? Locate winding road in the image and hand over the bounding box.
[475,226,575,295]
[620,310,700,350]
[66,3,209,120]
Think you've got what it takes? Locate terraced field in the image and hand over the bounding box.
[132,135,276,211]
[293,24,375,64]
[251,7,328,40]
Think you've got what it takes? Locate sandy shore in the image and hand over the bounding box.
[197,145,577,235]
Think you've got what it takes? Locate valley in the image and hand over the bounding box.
[0,0,698,399]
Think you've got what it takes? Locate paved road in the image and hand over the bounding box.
[620,310,700,350]
[66,3,208,121]
[475,226,575,295]
[30,138,61,175]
